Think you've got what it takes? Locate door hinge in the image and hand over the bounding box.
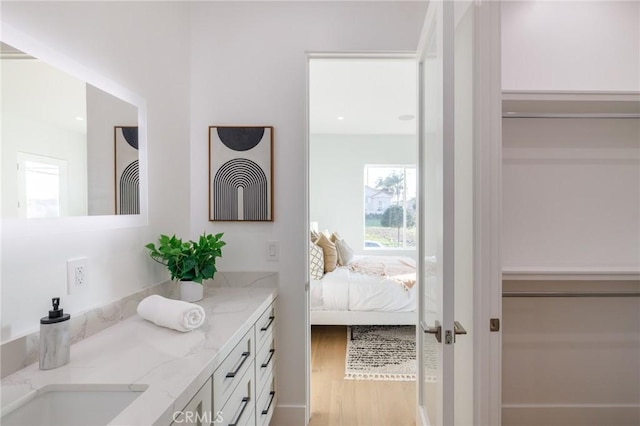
[490,318,500,332]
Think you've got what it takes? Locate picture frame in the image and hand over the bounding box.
[208,126,274,221]
[114,126,140,215]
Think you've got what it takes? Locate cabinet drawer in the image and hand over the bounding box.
[213,328,254,412]
[256,337,275,393]
[235,408,255,426]
[256,374,276,426]
[171,377,212,426]
[218,361,255,426]
[255,303,275,351]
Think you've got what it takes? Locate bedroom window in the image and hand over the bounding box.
[364,165,416,249]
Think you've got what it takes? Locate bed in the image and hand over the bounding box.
[310,254,418,326]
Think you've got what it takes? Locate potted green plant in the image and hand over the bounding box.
[145,232,226,302]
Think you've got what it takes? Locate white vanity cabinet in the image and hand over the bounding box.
[213,301,276,426]
[213,327,256,426]
[254,303,276,426]
[0,285,278,426]
[174,300,276,426]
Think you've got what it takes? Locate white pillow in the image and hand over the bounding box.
[335,239,354,265]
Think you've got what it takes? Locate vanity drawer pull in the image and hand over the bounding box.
[260,316,275,332]
[261,391,276,416]
[260,349,275,368]
[226,351,250,378]
[228,396,250,426]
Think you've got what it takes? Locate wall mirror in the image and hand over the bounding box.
[1,30,146,220]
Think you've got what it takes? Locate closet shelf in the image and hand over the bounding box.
[502,266,640,281]
[502,90,640,117]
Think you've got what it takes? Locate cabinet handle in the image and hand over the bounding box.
[226,351,250,378]
[228,396,250,426]
[261,391,276,415]
[261,349,275,368]
[260,316,275,332]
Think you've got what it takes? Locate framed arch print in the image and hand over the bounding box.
[208,126,274,221]
[114,126,140,215]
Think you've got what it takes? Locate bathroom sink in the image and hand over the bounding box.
[0,384,147,426]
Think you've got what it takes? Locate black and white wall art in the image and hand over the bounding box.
[209,126,273,221]
[114,126,139,215]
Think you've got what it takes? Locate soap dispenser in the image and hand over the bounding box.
[39,297,71,370]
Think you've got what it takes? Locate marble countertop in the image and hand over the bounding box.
[1,285,277,425]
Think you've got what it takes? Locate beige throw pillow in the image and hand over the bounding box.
[315,233,338,273]
[330,232,343,263]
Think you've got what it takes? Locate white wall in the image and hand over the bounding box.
[188,2,427,422]
[501,1,640,92]
[502,117,640,269]
[310,134,416,258]
[1,2,191,340]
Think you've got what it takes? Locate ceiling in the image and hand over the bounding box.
[309,58,417,135]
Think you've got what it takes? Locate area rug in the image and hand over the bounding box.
[344,325,416,381]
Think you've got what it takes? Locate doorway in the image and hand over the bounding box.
[307,55,418,425]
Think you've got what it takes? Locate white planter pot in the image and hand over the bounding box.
[180,281,203,302]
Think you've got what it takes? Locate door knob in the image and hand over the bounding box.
[420,320,442,343]
[453,321,467,343]
[454,321,467,335]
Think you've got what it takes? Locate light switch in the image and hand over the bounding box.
[267,241,279,261]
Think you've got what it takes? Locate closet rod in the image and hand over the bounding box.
[502,113,640,119]
[503,291,640,298]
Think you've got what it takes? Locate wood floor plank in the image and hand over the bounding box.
[309,325,416,426]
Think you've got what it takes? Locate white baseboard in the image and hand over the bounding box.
[417,406,430,426]
[272,404,307,425]
[502,406,640,426]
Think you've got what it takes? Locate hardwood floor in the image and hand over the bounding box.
[309,325,416,426]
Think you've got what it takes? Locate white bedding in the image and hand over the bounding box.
[310,256,417,313]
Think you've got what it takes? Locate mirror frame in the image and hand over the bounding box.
[1,23,148,233]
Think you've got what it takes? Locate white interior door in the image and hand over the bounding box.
[417,1,475,424]
[417,1,449,423]
[452,2,475,425]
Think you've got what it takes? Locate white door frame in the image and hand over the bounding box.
[472,1,503,425]
[304,52,418,425]
[304,4,502,417]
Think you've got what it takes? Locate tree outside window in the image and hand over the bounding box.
[364,165,416,249]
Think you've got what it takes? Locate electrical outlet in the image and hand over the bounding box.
[67,258,89,294]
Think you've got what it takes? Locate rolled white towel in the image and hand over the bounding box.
[137,295,206,332]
